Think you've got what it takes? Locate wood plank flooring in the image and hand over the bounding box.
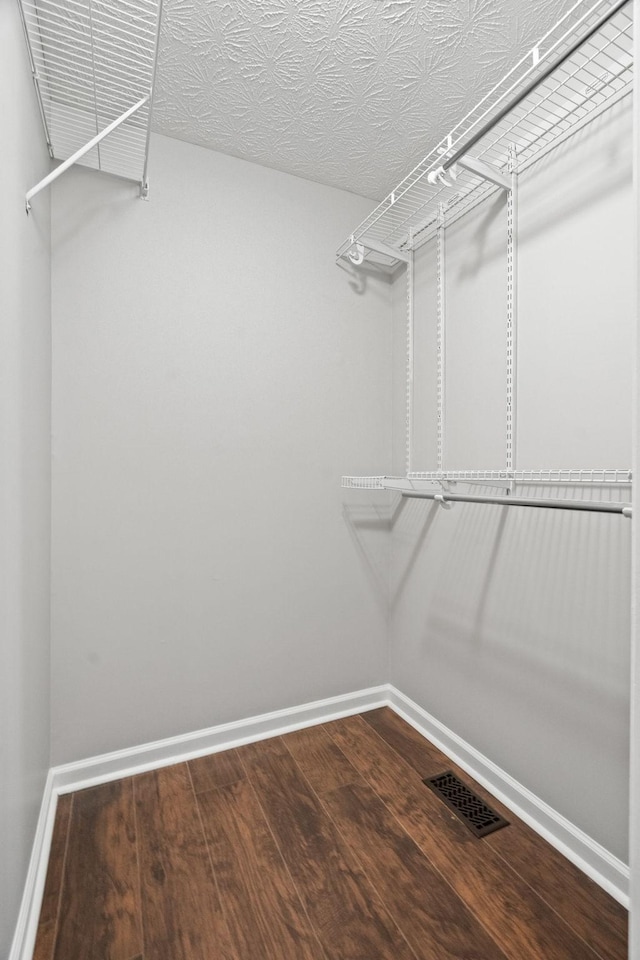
[34,708,628,960]
[53,779,142,960]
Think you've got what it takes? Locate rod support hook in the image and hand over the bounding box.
[348,241,365,265]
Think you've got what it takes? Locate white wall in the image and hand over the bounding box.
[390,102,633,862]
[0,2,52,954]
[629,0,640,947]
[51,135,391,764]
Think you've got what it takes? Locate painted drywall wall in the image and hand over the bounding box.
[390,101,633,862]
[50,135,391,764]
[629,0,640,946]
[0,2,52,954]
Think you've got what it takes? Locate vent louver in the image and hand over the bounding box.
[424,771,510,838]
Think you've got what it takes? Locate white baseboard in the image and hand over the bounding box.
[10,681,629,960]
[8,771,58,960]
[52,685,389,793]
[387,685,630,907]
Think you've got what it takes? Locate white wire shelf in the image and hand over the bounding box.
[337,0,632,266]
[343,470,632,489]
[342,472,633,515]
[342,476,394,490]
[19,0,163,193]
[408,469,632,485]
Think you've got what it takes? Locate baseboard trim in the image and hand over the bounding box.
[52,685,389,793]
[11,681,629,960]
[8,771,58,960]
[387,685,630,907]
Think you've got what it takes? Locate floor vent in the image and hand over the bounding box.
[423,771,510,838]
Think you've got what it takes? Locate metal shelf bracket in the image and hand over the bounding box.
[349,234,411,265]
[455,155,512,190]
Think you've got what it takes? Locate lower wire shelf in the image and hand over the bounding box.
[341,471,633,517]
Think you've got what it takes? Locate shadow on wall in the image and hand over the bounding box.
[389,497,439,610]
[392,491,630,699]
[336,258,381,296]
[51,169,140,250]
[344,490,630,701]
[456,191,507,282]
[443,97,632,280]
[344,490,630,859]
[518,98,632,247]
[341,496,400,617]
[388,492,630,859]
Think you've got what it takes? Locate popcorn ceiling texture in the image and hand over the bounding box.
[152,0,579,200]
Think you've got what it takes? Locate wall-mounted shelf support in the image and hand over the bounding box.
[455,156,512,190]
[436,203,446,472]
[351,235,411,264]
[25,96,149,213]
[506,147,518,474]
[405,235,414,474]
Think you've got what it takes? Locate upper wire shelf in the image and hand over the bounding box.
[19,0,163,194]
[337,0,632,266]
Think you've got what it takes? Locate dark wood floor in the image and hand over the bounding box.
[34,708,628,960]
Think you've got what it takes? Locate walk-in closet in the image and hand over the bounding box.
[2,0,640,957]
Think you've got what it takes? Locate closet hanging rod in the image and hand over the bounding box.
[434,0,630,179]
[401,491,632,517]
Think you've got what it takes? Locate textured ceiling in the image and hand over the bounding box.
[152,0,579,200]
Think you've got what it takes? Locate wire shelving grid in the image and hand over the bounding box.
[18,0,163,189]
[336,0,633,266]
[342,470,632,489]
[342,473,633,512]
[340,0,633,505]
